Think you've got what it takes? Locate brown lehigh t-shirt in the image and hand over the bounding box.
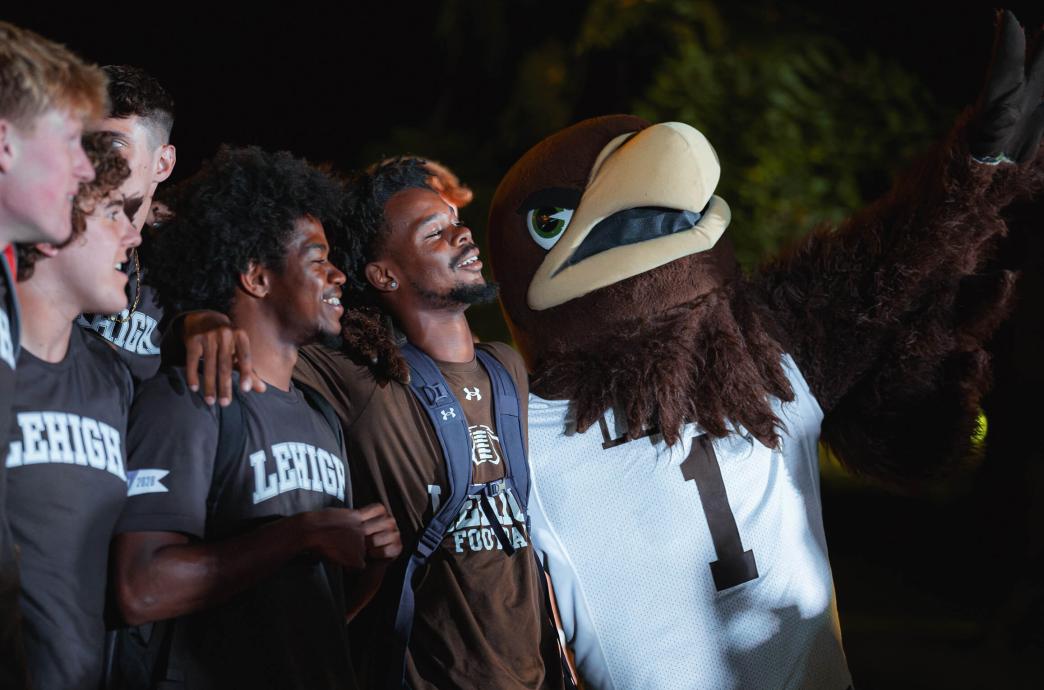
[295,341,563,690]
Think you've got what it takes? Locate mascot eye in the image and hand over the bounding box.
[526,207,573,250]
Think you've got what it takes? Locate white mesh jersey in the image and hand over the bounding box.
[527,356,852,690]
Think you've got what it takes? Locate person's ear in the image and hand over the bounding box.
[154,144,176,184]
[365,261,399,292]
[239,260,270,298]
[0,119,17,174]
[32,242,62,259]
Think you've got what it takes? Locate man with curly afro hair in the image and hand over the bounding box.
[7,130,138,690]
[111,146,401,690]
[294,157,569,690]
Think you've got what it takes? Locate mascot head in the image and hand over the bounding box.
[490,115,792,446]
[489,115,739,367]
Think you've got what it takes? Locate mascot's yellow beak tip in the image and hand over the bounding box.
[526,121,732,311]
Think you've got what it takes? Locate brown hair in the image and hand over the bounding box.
[16,131,129,280]
[0,21,107,127]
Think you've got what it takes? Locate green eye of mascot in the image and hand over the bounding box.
[485,11,1043,689]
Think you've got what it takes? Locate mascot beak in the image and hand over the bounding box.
[526,122,732,311]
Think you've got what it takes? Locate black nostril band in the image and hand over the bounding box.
[556,206,705,275]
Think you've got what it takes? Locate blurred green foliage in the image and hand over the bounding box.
[574,0,949,268]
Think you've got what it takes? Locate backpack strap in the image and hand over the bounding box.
[474,348,529,517]
[387,343,475,688]
[468,347,530,558]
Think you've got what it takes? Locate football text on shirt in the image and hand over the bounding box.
[448,486,529,554]
[250,441,346,504]
[80,312,161,356]
[6,411,126,480]
[0,309,14,369]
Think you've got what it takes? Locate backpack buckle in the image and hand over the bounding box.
[422,383,448,405]
[417,529,442,558]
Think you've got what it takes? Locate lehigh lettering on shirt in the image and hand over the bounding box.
[80,311,160,356]
[250,441,346,504]
[6,410,126,480]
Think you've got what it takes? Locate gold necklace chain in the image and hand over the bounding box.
[108,248,143,323]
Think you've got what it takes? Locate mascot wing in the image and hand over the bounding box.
[752,11,1044,480]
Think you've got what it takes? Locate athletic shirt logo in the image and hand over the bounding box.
[462,386,482,401]
[448,486,528,554]
[80,311,161,356]
[250,441,346,505]
[6,411,126,481]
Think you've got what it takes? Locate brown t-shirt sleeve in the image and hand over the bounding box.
[294,344,379,429]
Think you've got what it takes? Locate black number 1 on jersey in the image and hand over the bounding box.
[680,434,759,591]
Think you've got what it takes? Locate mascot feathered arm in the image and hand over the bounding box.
[752,11,1044,481]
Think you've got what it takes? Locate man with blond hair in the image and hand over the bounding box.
[0,20,106,687]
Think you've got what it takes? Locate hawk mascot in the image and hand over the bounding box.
[483,11,1044,689]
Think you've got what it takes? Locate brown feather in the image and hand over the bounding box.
[531,283,793,447]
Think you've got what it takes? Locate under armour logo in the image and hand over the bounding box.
[441,408,457,421]
[462,387,482,401]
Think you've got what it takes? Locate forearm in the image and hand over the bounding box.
[116,513,317,625]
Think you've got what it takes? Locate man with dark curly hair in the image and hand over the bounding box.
[7,131,138,690]
[0,21,106,689]
[294,157,568,690]
[111,145,401,690]
[79,65,176,382]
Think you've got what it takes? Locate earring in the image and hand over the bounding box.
[389,280,398,289]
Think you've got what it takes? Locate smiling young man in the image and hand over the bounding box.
[7,132,138,690]
[294,157,565,690]
[0,21,106,689]
[79,65,176,382]
[111,146,400,690]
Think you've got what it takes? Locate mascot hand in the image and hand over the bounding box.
[968,10,1044,164]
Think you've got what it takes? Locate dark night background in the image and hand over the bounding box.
[7,1,1044,687]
